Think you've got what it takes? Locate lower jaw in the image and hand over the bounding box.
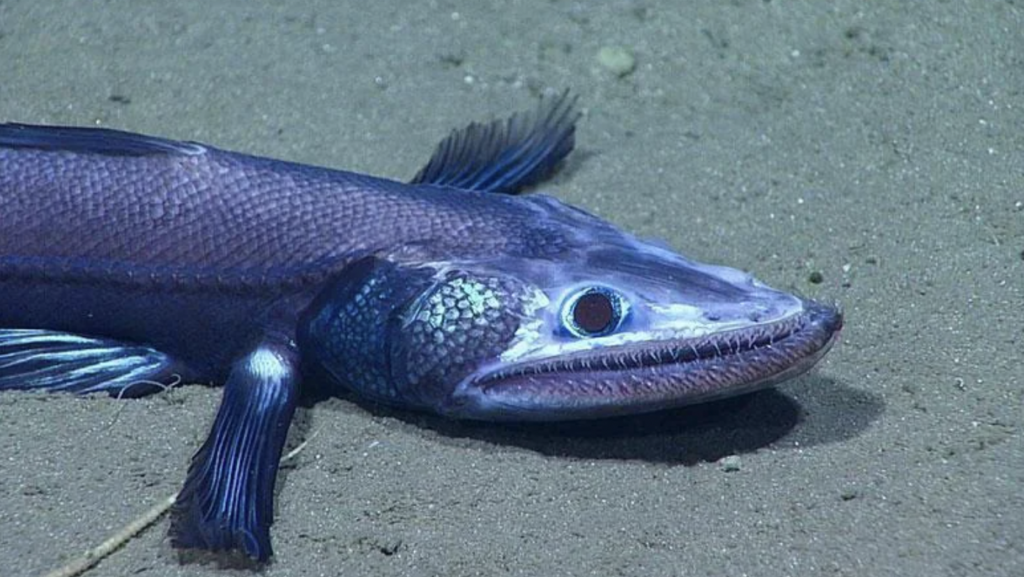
[446,303,842,421]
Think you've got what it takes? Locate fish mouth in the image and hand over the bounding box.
[446,300,843,420]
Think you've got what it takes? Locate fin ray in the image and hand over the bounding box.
[0,329,182,396]
[410,90,579,194]
[0,123,206,156]
[170,338,300,561]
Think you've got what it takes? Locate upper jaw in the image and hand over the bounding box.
[444,299,842,421]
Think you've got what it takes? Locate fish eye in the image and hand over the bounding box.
[561,286,627,338]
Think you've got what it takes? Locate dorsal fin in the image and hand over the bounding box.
[0,123,206,156]
[410,90,580,195]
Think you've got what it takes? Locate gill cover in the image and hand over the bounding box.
[300,256,531,410]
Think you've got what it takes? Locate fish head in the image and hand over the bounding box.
[302,224,841,420]
[435,237,841,420]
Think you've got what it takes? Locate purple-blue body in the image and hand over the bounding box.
[0,95,841,561]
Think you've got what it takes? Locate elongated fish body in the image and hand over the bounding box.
[0,94,841,561]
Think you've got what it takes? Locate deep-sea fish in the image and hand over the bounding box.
[0,93,841,561]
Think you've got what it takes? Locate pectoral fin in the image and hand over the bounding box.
[0,328,183,396]
[169,335,300,562]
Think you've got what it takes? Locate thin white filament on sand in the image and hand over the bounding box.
[41,430,320,577]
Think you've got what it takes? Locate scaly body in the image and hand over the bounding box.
[0,94,841,560]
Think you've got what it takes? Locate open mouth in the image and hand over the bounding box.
[447,300,843,420]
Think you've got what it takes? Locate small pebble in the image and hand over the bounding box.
[596,46,636,77]
[719,455,742,472]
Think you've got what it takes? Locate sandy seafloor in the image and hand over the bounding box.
[0,1,1021,576]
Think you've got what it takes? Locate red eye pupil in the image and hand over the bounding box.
[573,291,615,334]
